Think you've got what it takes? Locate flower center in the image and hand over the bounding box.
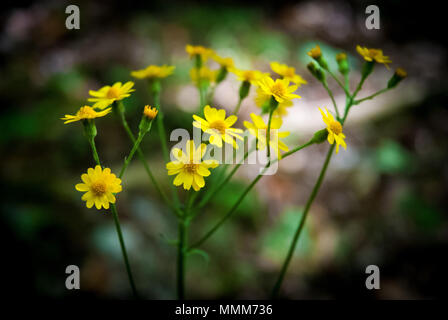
[329,121,342,135]
[209,120,227,134]
[284,67,295,78]
[91,181,107,195]
[244,71,255,81]
[184,163,198,173]
[78,106,96,118]
[271,82,286,97]
[107,87,120,99]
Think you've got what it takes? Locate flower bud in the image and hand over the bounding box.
[361,61,375,79]
[311,128,328,144]
[308,45,328,69]
[239,81,251,100]
[336,53,349,75]
[82,119,97,140]
[387,68,407,89]
[139,105,157,134]
[307,62,326,83]
[216,66,228,84]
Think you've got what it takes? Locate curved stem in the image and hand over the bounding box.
[119,132,145,179]
[354,88,389,105]
[271,144,335,298]
[326,68,350,96]
[233,98,243,115]
[323,81,340,120]
[87,136,138,298]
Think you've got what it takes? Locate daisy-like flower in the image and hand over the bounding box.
[143,105,158,119]
[88,81,135,109]
[185,44,214,61]
[356,45,392,68]
[61,106,112,124]
[244,113,290,158]
[319,107,347,153]
[212,54,234,70]
[256,75,300,104]
[166,140,218,191]
[270,62,307,86]
[190,66,217,85]
[193,105,243,149]
[230,68,267,85]
[254,91,294,117]
[130,64,175,79]
[75,165,122,210]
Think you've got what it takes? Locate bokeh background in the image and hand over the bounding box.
[1,0,447,299]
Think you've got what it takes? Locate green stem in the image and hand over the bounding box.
[326,68,350,96]
[233,97,243,115]
[188,140,314,250]
[153,87,181,209]
[323,81,340,120]
[111,203,138,298]
[119,132,145,179]
[177,218,186,299]
[86,135,138,298]
[266,107,275,162]
[271,144,335,298]
[117,106,181,217]
[353,88,389,105]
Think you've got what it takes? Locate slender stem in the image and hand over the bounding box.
[188,140,314,250]
[153,86,181,208]
[87,135,138,298]
[111,203,138,298]
[266,107,275,162]
[233,97,243,115]
[354,88,389,105]
[271,144,335,298]
[177,218,186,299]
[119,132,144,179]
[118,107,181,217]
[322,81,340,119]
[326,68,350,96]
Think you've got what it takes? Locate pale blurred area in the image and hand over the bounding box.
[1,0,447,299]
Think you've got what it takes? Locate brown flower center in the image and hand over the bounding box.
[107,87,120,99]
[184,163,198,173]
[329,121,342,135]
[209,120,227,134]
[91,181,107,195]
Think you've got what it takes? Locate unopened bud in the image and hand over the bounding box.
[387,68,407,89]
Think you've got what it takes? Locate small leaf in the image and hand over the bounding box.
[188,248,210,265]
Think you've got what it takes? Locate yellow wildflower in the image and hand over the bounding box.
[319,107,346,153]
[270,62,307,86]
[88,81,135,109]
[166,140,218,191]
[190,66,217,84]
[254,91,293,117]
[356,45,392,68]
[185,45,214,61]
[193,105,243,149]
[336,53,347,62]
[244,113,290,158]
[395,68,407,78]
[75,165,122,210]
[130,64,175,79]
[61,106,112,124]
[230,68,267,85]
[212,54,234,69]
[307,45,322,59]
[143,105,158,119]
[256,75,300,104]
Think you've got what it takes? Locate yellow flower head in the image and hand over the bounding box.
[336,53,347,62]
[131,64,175,79]
[88,81,135,109]
[230,68,267,85]
[395,67,407,79]
[319,107,347,154]
[75,165,122,210]
[190,66,217,84]
[61,106,112,124]
[143,105,158,119]
[193,105,243,149]
[356,45,392,68]
[308,45,322,59]
[212,54,234,69]
[270,62,307,87]
[185,45,214,60]
[166,140,219,191]
[243,113,290,159]
[256,75,300,104]
[254,90,294,117]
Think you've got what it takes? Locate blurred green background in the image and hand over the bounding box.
[1,0,447,299]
